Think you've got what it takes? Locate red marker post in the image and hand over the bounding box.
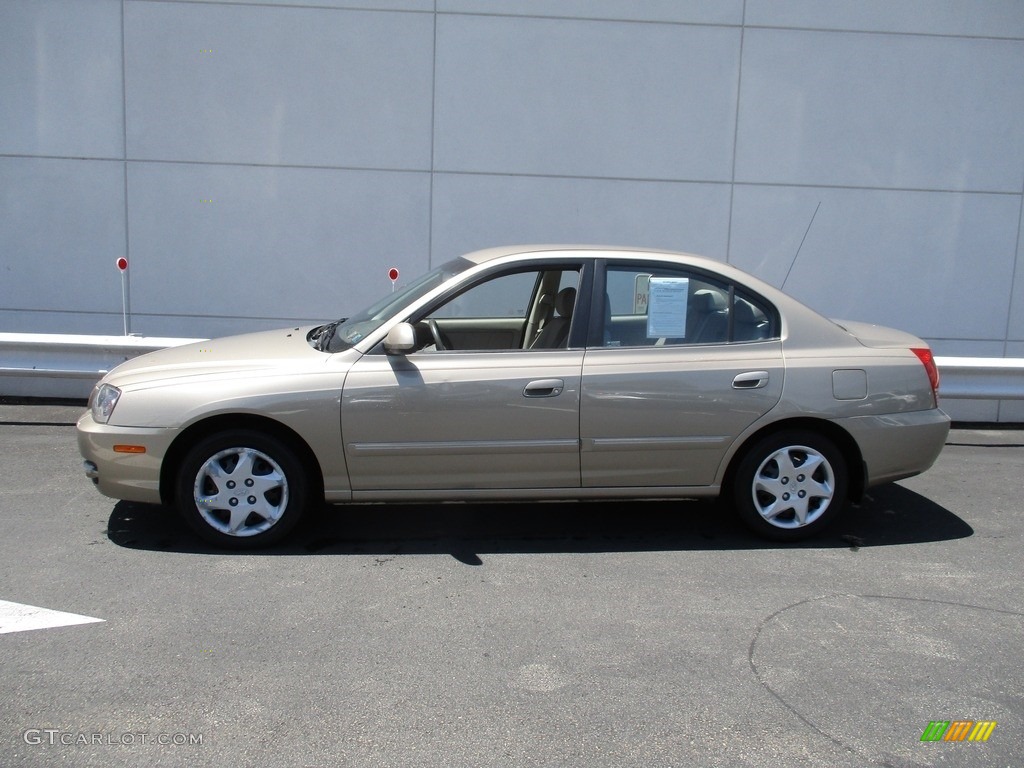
[116,257,131,335]
[388,267,399,292]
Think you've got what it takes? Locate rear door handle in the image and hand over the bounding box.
[524,379,564,398]
[733,371,769,389]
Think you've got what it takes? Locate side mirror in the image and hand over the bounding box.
[383,322,416,354]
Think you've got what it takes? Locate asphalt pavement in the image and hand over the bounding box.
[1,403,1021,767]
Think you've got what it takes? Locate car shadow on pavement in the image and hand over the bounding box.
[106,482,971,561]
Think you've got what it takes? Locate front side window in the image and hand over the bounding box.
[411,266,581,351]
[601,264,776,347]
[430,271,542,319]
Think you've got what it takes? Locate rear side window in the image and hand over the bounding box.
[601,264,777,347]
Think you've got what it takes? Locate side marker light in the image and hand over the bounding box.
[113,445,147,454]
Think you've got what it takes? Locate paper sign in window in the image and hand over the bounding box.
[633,274,650,314]
[646,278,689,338]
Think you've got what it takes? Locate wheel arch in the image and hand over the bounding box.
[159,413,325,507]
[722,417,866,504]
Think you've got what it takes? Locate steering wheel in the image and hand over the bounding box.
[428,318,447,351]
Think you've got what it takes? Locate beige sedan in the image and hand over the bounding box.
[78,246,950,548]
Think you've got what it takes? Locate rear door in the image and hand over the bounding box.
[580,261,784,488]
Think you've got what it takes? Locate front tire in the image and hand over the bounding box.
[176,430,309,548]
[733,430,848,541]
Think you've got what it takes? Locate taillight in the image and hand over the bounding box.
[911,347,940,403]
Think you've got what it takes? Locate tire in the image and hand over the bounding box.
[176,430,309,549]
[732,430,848,541]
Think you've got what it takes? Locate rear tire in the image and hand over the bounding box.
[176,430,308,549]
[732,430,848,541]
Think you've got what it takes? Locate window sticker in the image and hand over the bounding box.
[646,277,689,338]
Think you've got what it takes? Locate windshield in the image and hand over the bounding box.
[321,257,473,352]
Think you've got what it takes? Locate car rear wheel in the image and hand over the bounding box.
[733,430,848,541]
[176,430,308,548]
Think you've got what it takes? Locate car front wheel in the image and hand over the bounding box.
[733,430,848,541]
[176,430,308,548]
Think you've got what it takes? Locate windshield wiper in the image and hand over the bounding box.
[311,319,345,351]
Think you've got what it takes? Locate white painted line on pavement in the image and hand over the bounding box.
[0,600,104,634]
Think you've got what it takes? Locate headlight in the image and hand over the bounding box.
[90,383,122,424]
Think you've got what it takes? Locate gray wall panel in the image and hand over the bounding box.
[730,185,1020,342]
[166,0,433,9]
[1009,196,1024,345]
[737,30,1024,192]
[0,0,123,158]
[127,163,430,337]
[438,0,744,25]
[434,15,740,180]
[1001,401,1024,421]
[431,174,730,262]
[0,157,126,328]
[746,0,1024,38]
[125,2,434,168]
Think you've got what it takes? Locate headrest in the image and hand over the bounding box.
[692,289,726,312]
[555,287,577,317]
[733,300,756,323]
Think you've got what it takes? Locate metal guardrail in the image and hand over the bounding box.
[0,332,204,399]
[0,333,1022,408]
[934,356,1024,401]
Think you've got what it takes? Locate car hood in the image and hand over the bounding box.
[103,326,328,390]
[832,319,926,349]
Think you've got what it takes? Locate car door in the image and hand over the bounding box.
[341,264,586,493]
[580,262,784,488]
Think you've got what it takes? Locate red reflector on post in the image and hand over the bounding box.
[113,445,147,454]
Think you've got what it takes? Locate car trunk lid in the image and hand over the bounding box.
[831,319,926,349]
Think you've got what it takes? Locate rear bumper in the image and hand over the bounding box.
[76,412,177,505]
[836,408,950,487]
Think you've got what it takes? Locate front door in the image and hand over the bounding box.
[341,264,585,493]
[342,349,583,491]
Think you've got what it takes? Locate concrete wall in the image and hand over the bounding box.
[2,1,1023,419]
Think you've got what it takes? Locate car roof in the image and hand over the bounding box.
[458,245,771,291]
[460,244,718,268]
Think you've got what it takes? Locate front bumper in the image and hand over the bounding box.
[76,412,178,505]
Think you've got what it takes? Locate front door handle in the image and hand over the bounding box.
[733,371,769,389]
[524,379,564,398]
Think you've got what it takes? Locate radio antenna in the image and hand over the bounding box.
[782,201,821,290]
